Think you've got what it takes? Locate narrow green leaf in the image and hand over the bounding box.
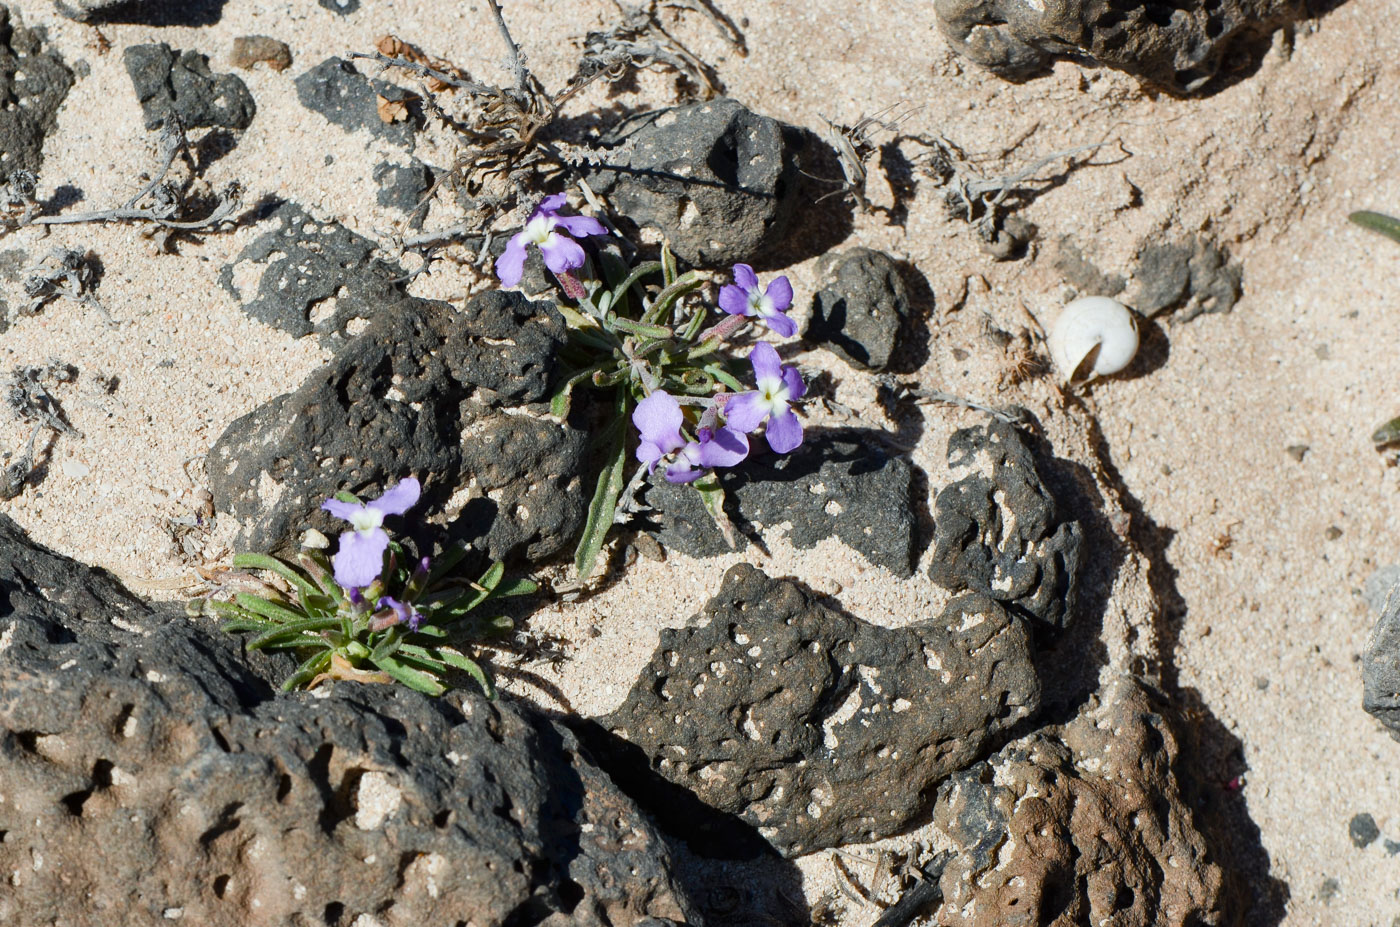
[371,654,446,695]
[550,364,609,418]
[609,260,663,308]
[661,243,678,285]
[679,306,709,342]
[612,317,673,339]
[686,337,722,361]
[436,647,495,698]
[232,553,319,599]
[474,560,506,598]
[247,617,341,650]
[408,623,448,640]
[206,599,265,624]
[705,364,745,392]
[280,650,333,691]
[370,627,404,662]
[574,398,629,578]
[425,541,471,587]
[334,491,360,504]
[1373,415,1400,446]
[592,368,628,387]
[1350,210,1400,245]
[235,592,307,626]
[494,577,538,598]
[642,272,704,326]
[693,473,739,550]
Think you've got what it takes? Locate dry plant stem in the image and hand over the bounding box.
[908,386,1021,424]
[487,0,529,92]
[348,52,491,93]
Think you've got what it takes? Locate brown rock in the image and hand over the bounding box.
[230,35,292,72]
[933,676,1231,926]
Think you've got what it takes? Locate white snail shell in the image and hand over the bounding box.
[1047,297,1140,382]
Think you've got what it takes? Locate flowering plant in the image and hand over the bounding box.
[498,194,808,578]
[204,479,534,696]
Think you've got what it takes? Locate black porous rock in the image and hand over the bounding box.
[1363,588,1400,741]
[0,515,702,927]
[0,6,73,176]
[208,290,589,565]
[1349,813,1380,849]
[219,201,402,344]
[588,98,800,266]
[806,248,912,371]
[1132,235,1243,320]
[319,0,360,13]
[643,433,918,577]
[932,676,1232,926]
[929,421,1083,631]
[295,56,414,147]
[603,564,1040,855]
[123,43,256,131]
[933,0,1305,94]
[374,159,433,227]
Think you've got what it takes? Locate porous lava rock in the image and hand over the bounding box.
[588,98,800,266]
[934,675,1232,926]
[603,564,1040,855]
[295,56,415,147]
[642,433,918,577]
[0,515,701,927]
[1363,584,1400,740]
[933,0,1305,94]
[0,6,73,176]
[806,248,912,371]
[208,289,589,565]
[929,421,1083,631]
[1131,234,1243,320]
[219,201,402,344]
[123,43,256,130]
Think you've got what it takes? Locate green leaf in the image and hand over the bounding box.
[550,364,610,418]
[685,337,722,361]
[370,627,404,662]
[408,623,448,640]
[661,243,678,285]
[232,553,320,600]
[705,363,745,392]
[693,473,738,550]
[206,599,265,624]
[494,577,538,598]
[612,317,673,339]
[425,541,471,587]
[246,617,341,650]
[642,272,704,326]
[609,260,663,309]
[235,592,308,626]
[1350,210,1400,245]
[437,648,495,698]
[281,650,332,691]
[474,560,506,598]
[371,654,446,695]
[334,491,360,504]
[574,395,630,579]
[220,617,275,635]
[678,306,709,342]
[591,368,628,387]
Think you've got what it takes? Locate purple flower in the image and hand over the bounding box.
[376,595,425,632]
[632,390,749,484]
[322,478,422,590]
[495,194,607,287]
[718,264,796,338]
[724,342,806,454]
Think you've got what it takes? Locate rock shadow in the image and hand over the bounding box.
[58,0,231,26]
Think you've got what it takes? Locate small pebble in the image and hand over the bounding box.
[230,36,292,72]
[61,459,90,478]
[1285,444,1309,462]
[1349,813,1380,848]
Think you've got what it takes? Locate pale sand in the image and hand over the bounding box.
[2,0,1399,922]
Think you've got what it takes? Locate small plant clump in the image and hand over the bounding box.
[201,479,535,697]
[496,193,809,578]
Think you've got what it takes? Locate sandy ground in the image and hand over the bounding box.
[2,0,1399,923]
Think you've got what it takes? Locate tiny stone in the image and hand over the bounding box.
[1318,877,1340,904]
[1284,444,1308,462]
[1348,813,1379,848]
[1325,526,1343,541]
[1384,839,1400,856]
[60,460,90,479]
[230,36,292,72]
[1253,676,1269,690]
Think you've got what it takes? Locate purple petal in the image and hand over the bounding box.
[632,391,685,452]
[368,478,421,516]
[637,439,665,470]
[723,391,768,433]
[748,341,783,382]
[697,427,749,468]
[780,365,806,401]
[765,410,804,454]
[664,461,704,483]
[333,527,390,589]
[321,497,364,522]
[535,193,567,216]
[765,311,798,338]
[718,284,752,317]
[538,232,586,275]
[554,213,608,238]
[764,275,794,312]
[732,263,758,292]
[378,595,410,621]
[494,233,530,287]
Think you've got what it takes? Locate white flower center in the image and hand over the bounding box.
[757,374,790,415]
[525,214,555,246]
[350,508,384,534]
[748,289,774,317]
